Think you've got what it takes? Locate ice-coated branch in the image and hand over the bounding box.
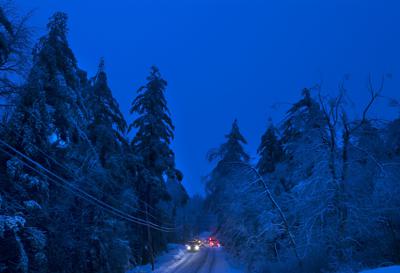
[221,161,302,266]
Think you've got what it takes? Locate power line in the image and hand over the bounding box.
[0,143,176,232]
[0,139,179,232]
[0,106,178,229]
[0,119,177,228]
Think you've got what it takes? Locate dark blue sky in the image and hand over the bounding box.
[16,0,400,195]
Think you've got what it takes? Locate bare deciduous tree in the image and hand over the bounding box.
[0,2,32,99]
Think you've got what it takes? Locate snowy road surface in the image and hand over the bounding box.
[153,247,241,273]
[129,245,242,273]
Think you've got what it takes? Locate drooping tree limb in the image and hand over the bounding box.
[222,161,302,266]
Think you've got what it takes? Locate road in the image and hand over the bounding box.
[153,247,241,273]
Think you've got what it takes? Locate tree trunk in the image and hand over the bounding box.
[145,203,155,271]
[336,129,350,260]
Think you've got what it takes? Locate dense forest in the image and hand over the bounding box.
[205,87,400,272]
[0,6,205,273]
[0,2,399,273]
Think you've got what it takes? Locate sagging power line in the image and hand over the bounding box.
[0,120,177,228]
[0,139,179,232]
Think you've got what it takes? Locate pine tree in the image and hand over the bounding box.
[0,12,89,273]
[6,12,88,159]
[205,120,282,266]
[279,88,326,187]
[1,13,134,273]
[206,119,249,205]
[88,59,127,165]
[222,119,249,162]
[6,11,89,213]
[257,121,283,175]
[206,119,249,199]
[209,119,249,164]
[129,66,178,200]
[129,66,180,266]
[279,89,340,264]
[281,88,324,146]
[129,66,175,176]
[280,89,327,179]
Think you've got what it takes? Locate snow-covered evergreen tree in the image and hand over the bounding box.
[0,12,135,273]
[257,121,283,175]
[209,119,250,164]
[87,59,127,165]
[205,119,249,225]
[279,89,340,264]
[129,66,177,180]
[278,88,330,195]
[206,119,249,196]
[8,12,88,151]
[0,11,77,273]
[129,66,179,211]
[129,66,182,265]
[205,120,287,272]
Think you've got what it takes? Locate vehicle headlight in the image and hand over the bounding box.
[195,245,200,251]
[186,245,191,250]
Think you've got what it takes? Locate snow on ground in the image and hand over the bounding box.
[126,244,243,273]
[127,244,186,273]
[360,266,400,273]
[128,247,400,273]
[206,247,243,273]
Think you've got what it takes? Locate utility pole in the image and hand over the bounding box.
[145,202,155,271]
